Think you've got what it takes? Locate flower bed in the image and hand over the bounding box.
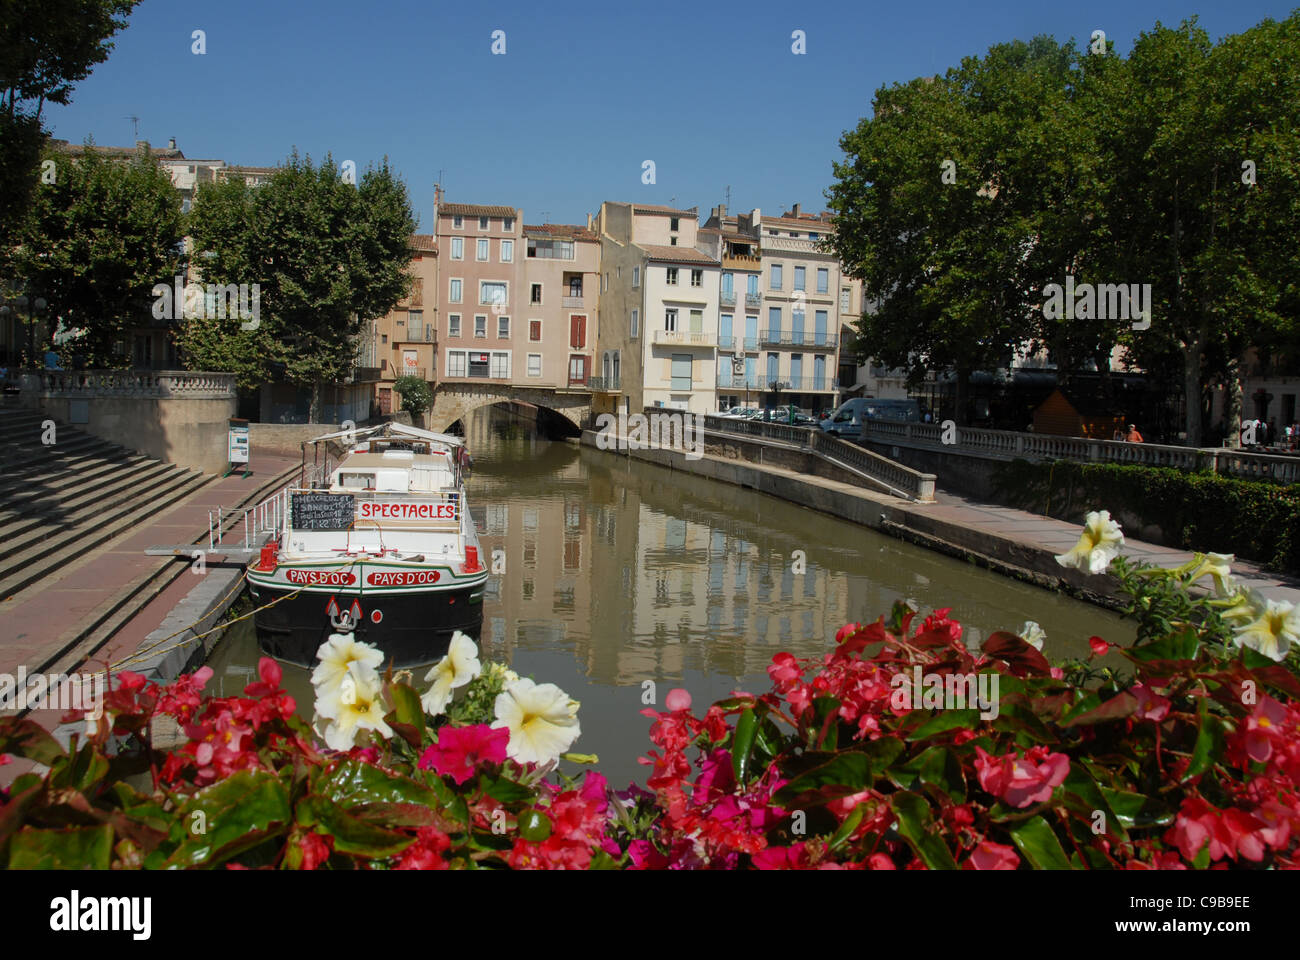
[2,514,1298,869]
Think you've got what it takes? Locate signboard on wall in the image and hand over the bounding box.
[228,418,250,464]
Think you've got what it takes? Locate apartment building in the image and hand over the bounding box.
[519,223,600,389]
[374,234,438,414]
[594,202,721,415]
[700,205,764,409]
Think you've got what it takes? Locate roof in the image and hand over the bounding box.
[51,139,185,160]
[637,244,719,265]
[409,234,438,253]
[632,203,698,217]
[523,223,598,242]
[310,421,464,449]
[766,215,834,230]
[440,203,518,218]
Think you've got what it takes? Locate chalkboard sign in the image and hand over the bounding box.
[291,493,355,530]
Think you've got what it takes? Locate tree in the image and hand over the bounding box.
[393,375,431,417]
[7,145,184,366]
[0,0,141,243]
[181,153,415,417]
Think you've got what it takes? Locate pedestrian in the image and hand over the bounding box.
[1125,423,1144,443]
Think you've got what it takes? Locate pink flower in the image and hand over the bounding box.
[397,826,451,869]
[664,688,692,712]
[974,745,1070,808]
[1130,683,1172,722]
[243,658,283,698]
[418,724,509,785]
[867,852,897,870]
[753,842,812,870]
[1089,636,1113,657]
[964,841,1020,870]
[768,652,803,687]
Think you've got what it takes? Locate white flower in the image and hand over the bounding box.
[1054,510,1125,575]
[316,661,393,750]
[1018,621,1046,651]
[491,677,581,766]
[312,633,383,692]
[1188,552,1236,596]
[1231,594,1300,663]
[421,631,482,716]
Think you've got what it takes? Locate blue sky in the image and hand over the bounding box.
[44,0,1298,231]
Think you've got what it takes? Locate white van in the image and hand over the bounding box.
[820,398,921,436]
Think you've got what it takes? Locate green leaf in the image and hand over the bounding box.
[389,681,427,737]
[1009,815,1074,869]
[1127,629,1201,663]
[479,775,533,805]
[1184,702,1226,781]
[1061,768,1128,841]
[160,770,292,868]
[890,791,957,870]
[9,824,113,870]
[0,717,66,766]
[900,709,981,741]
[1098,786,1173,828]
[731,708,759,785]
[888,745,966,802]
[828,803,867,851]
[298,796,413,859]
[315,758,441,809]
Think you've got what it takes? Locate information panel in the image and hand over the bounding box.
[290,492,355,530]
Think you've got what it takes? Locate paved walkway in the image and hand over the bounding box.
[0,454,301,679]
[928,488,1300,605]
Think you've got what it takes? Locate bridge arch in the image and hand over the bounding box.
[427,382,592,435]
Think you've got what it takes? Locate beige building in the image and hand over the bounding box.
[374,234,438,414]
[519,222,600,390]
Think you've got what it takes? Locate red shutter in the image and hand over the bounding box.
[570,314,586,348]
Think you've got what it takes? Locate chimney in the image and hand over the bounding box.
[135,140,149,159]
[792,202,801,218]
[168,137,176,150]
[586,212,593,230]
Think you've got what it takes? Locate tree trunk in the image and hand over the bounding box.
[954,364,970,426]
[1182,342,1202,447]
[309,381,322,424]
[1224,355,1243,448]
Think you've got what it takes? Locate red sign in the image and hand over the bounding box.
[357,501,456,521]
[287,569,356,586]
[367,570,442,586]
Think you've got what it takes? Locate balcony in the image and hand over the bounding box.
[587,376,621,392]
[718,336,759,353]
[400,326,437,343]
[758,330,839,349]
[653,329,715,347]
[393,367,427,381]
[777,376,839,392]
[716,373,767,390]
[346,365,382,383]
[720,291,737,306]
[717,372,838,392]
[722,253,761,270]
[745,293,762,308]
[562,295,585,308]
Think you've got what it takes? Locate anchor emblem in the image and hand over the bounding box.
[326,596,364,633]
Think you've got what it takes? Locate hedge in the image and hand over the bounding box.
[991,459,1300,575]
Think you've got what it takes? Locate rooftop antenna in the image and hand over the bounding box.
[124,115,140,139]
[725,185,731,210]
[539,210,550,223]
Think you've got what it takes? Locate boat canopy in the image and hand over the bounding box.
[309,421,465,451]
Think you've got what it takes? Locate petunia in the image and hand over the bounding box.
[1018,621,1046,651]
[317,661,393,751]
[418,723,509,785]
[1188,552,1235,596]
[421,631,482,716]
[312,634,384,697]
[492,677,581,766]
[1231,594,1300,663]
[1054,510,1124,575]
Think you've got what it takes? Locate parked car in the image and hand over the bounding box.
[719,406,760,419]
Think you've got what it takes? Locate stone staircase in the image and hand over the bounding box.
[0,407,214,603]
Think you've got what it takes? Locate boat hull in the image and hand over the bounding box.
[248,574,487,668]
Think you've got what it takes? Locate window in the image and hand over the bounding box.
[501,239,513,262]
[817,267,829,293]
[670,217,679,231]
[526,238,574,259]
[690,269,702,287]
[671,354,692,391]
[529,320,542,341]
[630,309,639,338]
[840,287,851,311]
[568,355,588,384]
[770,263,783,290]
[479,216,489,230]
[381,334,387,344]
[504,217,514,231]
[689,309,703,333]
[480,281,507,306]
[670,237,677,246]
[408,309,422,331]
[449,314,461,337]
[468,351,489,377]
[453,215,463,229]
[794,266,806,291]
[569,314,586,348]
[449,278,462,303]
[451,236,464,260]
[475,315,487,338]
[498,315,510,338]
[664,308,678,332]
[477,238,489,261]
[632,266,640,287]
[490,352,510,378]
[809,232,820,240]
[568,275,582,297]
[530,283,542,304]
[602,273,608,293]
[447,351,467,377]
[527,353,542,377]
[666,268,678,286]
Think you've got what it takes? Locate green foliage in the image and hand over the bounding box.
[393,374,432,417]
[7,146,185,366]
[993,458,1300,573]
[182,152,415,405]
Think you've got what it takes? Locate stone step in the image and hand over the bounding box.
[0,469,213,601]
[0,460,185,543]
[0,452,152,503]
[0,432,117,469]
[0,438,143,488]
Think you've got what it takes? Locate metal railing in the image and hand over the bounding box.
[758,330,839,348]
[403,326,437,343]
[587,376,621,392]
[720,291,737,306]
[718,336,759,352]
[654,330,715,346]
[860,420,1300,484]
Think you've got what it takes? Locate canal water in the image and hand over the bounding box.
[207,406,1135,787]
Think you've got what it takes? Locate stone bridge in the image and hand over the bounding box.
[427,381,594,433]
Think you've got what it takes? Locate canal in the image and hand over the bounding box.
[207,406,1135,787]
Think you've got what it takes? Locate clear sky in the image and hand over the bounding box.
[43,0,1298,231]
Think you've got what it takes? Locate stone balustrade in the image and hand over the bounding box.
[34,369,236,400]
[861,420,1300,484]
